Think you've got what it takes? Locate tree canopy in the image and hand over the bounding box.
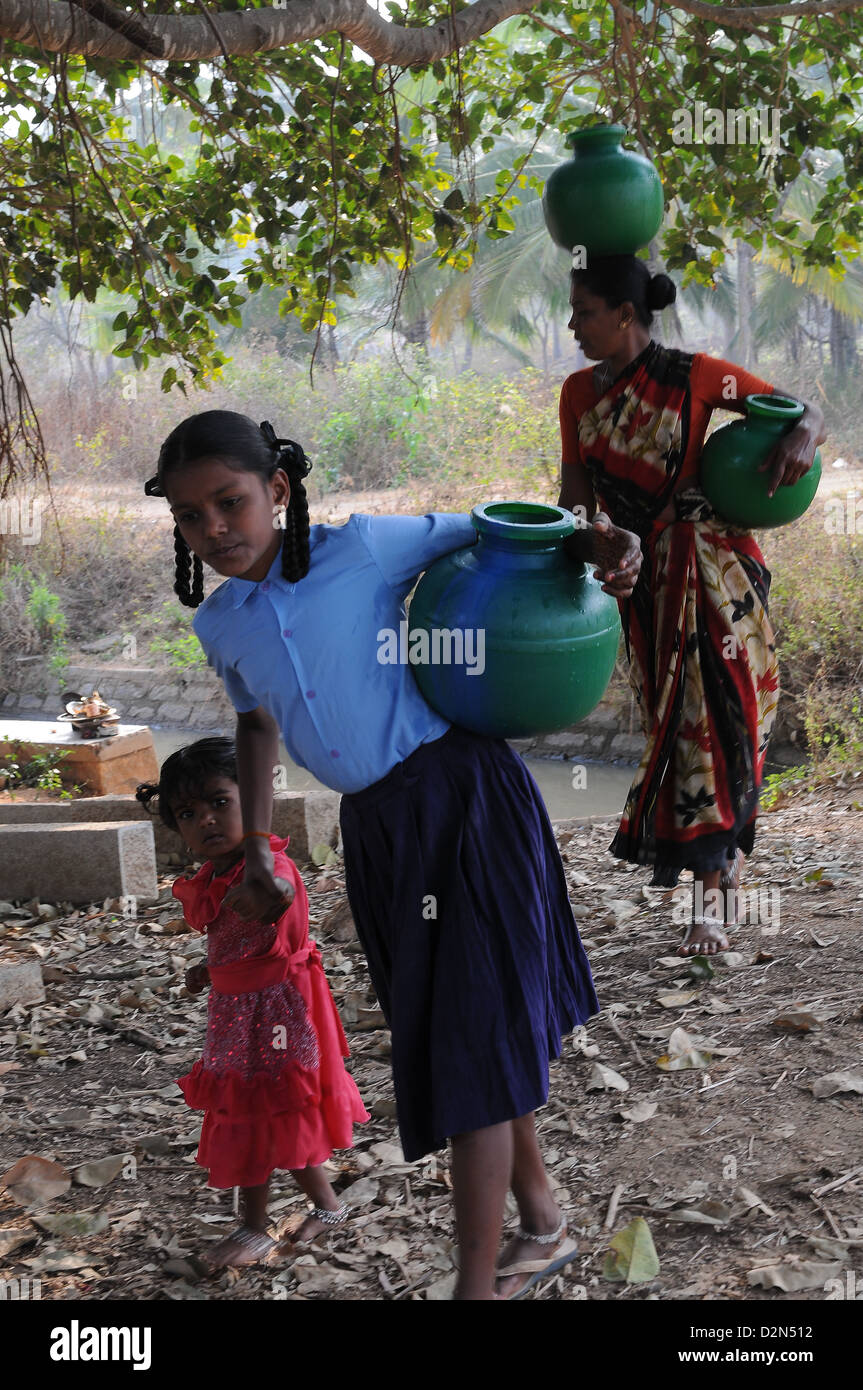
[2,0,863,486]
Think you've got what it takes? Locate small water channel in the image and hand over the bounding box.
[149,728,636,822]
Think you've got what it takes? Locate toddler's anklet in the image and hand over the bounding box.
[311,1202,351,1227]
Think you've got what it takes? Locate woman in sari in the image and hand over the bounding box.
[557,256,825,956]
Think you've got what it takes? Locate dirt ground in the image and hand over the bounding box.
[1,776,862,1302]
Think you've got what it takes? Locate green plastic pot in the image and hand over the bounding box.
[542,124,664,255]
[699,394,822,529]
[408,501,621,739]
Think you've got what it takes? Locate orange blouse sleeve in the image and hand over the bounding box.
[559,371,593,465]
[690,355,774,413]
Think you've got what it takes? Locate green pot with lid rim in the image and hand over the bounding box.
[699,393,822,529]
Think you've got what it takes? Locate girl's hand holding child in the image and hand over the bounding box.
[222,869,295,925]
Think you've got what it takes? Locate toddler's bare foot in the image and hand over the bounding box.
[293,1201,351,1245]
[273,1201,351,1254]
[204,1224,275,1270]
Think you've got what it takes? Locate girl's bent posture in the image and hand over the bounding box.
[144,410,609,1299]
[137,737,368,1269]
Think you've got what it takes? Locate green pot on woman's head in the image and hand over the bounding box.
[542,124,664,256]
[699,394,822,529]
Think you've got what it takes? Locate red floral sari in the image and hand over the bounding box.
[574,342,778,885]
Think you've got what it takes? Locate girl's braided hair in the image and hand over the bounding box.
[144,410,312,609]
[136,735,237,834]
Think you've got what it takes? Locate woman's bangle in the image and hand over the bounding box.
[241,831,272,842]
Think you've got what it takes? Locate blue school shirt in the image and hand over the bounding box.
[192,512,478,794]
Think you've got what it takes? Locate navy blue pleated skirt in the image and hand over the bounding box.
[338,724,599,1161]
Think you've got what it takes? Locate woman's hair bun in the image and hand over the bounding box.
[646,273,676,311]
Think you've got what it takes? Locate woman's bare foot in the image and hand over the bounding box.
[677,916,730,957]
[204,1224,276,1270]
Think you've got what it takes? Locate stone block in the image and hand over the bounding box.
[127,706,155,722]
[183,684,221,705]
[0,788,342,866]
[272,790,341,863]
[609,733,644,760]
[583,707,621,732]
[155,702,193,724]
[536,732,583,751]
[0,820,158,906]
[0,721,159,795]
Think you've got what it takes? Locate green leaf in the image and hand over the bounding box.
[686,956,715,982]
[602,1218,660,1284]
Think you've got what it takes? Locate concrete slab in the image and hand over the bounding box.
[0,790,341,864]
[0,821,158,906]
[0,720,159,795]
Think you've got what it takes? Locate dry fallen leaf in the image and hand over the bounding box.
[32,1210,110,1238]
[571,1027,600,1059]
[660,1200,732,1226]
[0,1227,36,1258]
[657,1026,712,1071]
[747,1258,841,1292]
[586,1062,630,1093]
[425,1272,457,1300]
[734,1186,778,1219]
[619,1100,658,1124]
[772,1005,821,1032]
[23,1247,101,1274]
[1,1155,71,1207]
[812,1071,863,1098]
[72,1154,127,1188]
[656,990,699,1009]
[338,1175,379,1205]
[368,1141,408,1167]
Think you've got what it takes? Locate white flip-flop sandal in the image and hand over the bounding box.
[497,1237,580,1301]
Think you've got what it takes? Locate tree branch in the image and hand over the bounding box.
[66,0,165,55]
[0,0,543,63]
[665,0,863,22]
[0,0,851,68]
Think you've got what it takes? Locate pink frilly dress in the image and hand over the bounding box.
[172,834,369,1188]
